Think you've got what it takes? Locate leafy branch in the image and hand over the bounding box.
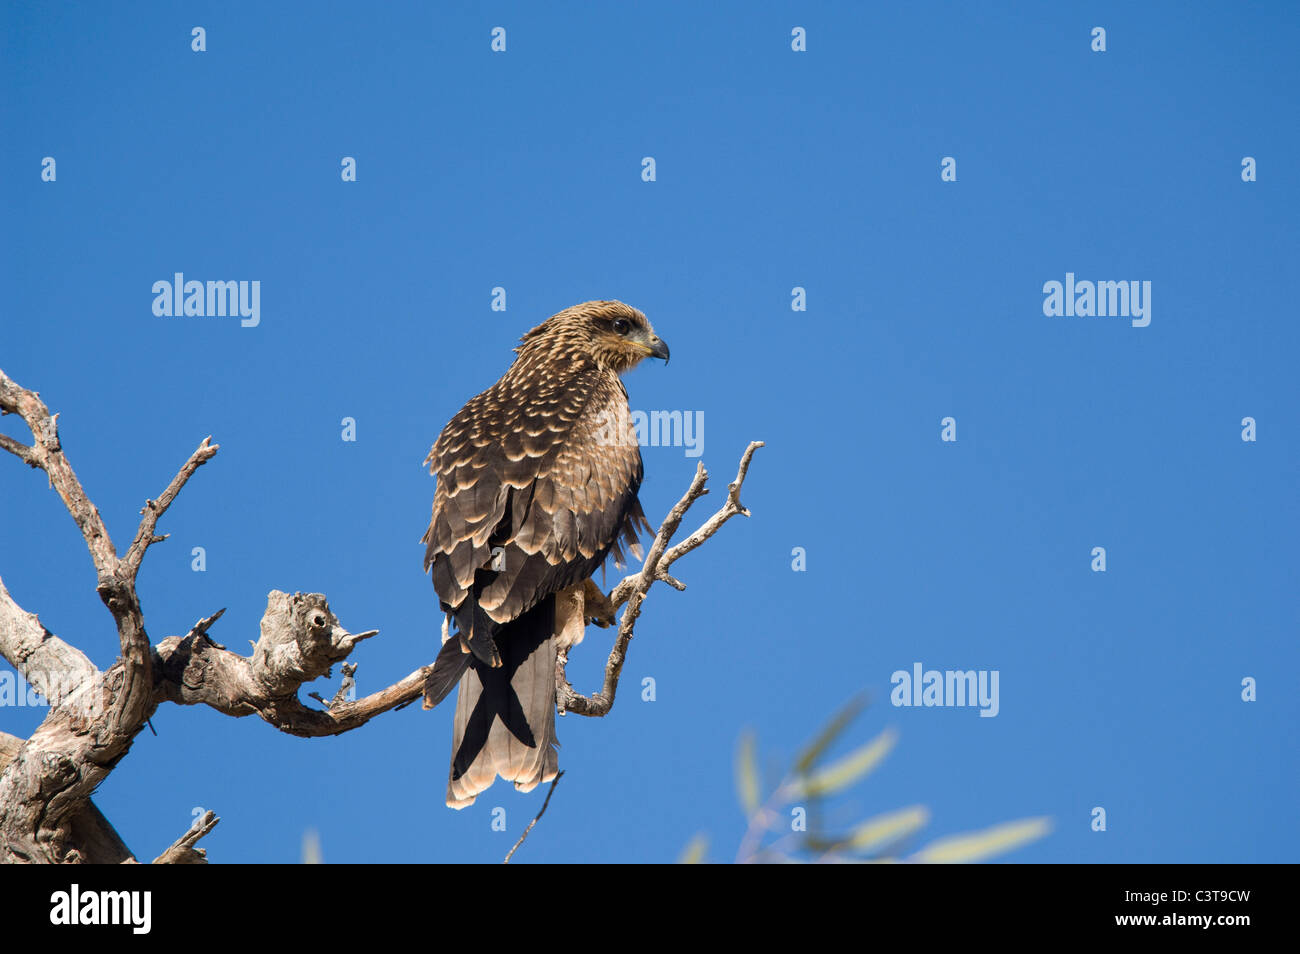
[681,694,1051,864]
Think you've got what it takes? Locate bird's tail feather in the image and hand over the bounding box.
[423,634,473,710]
[446,596,558,809]
[423,596,502,710]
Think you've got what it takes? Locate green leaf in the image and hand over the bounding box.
[735,730,761,817]
[301,828,322,865]
[911,817,1052,864]
[845,805,931,853]
[793,725,898,799]
[803,804,929,856]
[793,692,869,775]
[678,833,709,864]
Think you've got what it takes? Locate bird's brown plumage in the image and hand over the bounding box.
[421,300,667,808]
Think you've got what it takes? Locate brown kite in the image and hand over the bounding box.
[421,300,670,808]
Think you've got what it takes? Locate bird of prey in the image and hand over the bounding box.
[421,300,670,809]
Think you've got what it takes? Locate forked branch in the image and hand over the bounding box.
[556,441,764,716]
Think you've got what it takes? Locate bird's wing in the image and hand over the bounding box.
[422,361,648,630]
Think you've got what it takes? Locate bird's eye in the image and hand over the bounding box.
[611,319,630,335]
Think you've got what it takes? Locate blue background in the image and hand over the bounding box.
[1,1,1296,863]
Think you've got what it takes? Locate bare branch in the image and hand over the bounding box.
[503,771,563,863]
[309,662,359,709]
[153,810,219,864]
[0,368,119,575]
[123,437,219,577]
[0,369,201,860]
[0,588,398,860]
[0,732,136,864]
[0,652,160,862]
[0,574,98,700]
[0,432,37,468]
[0,369,412,862]
[0,577,152,863]
[658,439,763,572]
[153,592,418,737]
[557,441,763,717]
[0,369,155,799]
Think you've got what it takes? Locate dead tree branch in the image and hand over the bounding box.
[152,595,416,737]
[1,369,161,861]
[152,810,219,865]
[1,369,227,862]
[0,730,136,864]
[0,372,119,574]
[557,440,764,717]
[0,576,97,698]
[123,437,219,577]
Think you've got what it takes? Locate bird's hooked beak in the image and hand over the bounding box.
[635,330,670,363]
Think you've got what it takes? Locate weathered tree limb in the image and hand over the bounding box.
[0,575,97,698]
[0,372,119,574]
[151,810,219,865]
[0,581,133,859]
[0,731,135,864]
[556,440,764,717]
[0,633,145,859]
[0,432,37,467]
[0,369,212,861]
[123,437,219,577]
[152,595,419,738]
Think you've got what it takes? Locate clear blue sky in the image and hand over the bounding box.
[2,1,1296,863]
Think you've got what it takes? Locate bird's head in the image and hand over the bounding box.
[516,300,670,374]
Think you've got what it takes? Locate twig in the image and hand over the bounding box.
[503,771,564,863]
[0,369,119,575]
[0,433,37,467]
[123,437,220,577]
[309,662,359,709]
[557,441,763,717]
[736,778,799,864]
[153,810,219,864]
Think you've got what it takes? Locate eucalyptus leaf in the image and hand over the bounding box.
[793,692,869,775]
[847,805,930,853]
[793,726,898,798]
[911,817,1052,864]
[735,730,761,816]
[678,833,709,864]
